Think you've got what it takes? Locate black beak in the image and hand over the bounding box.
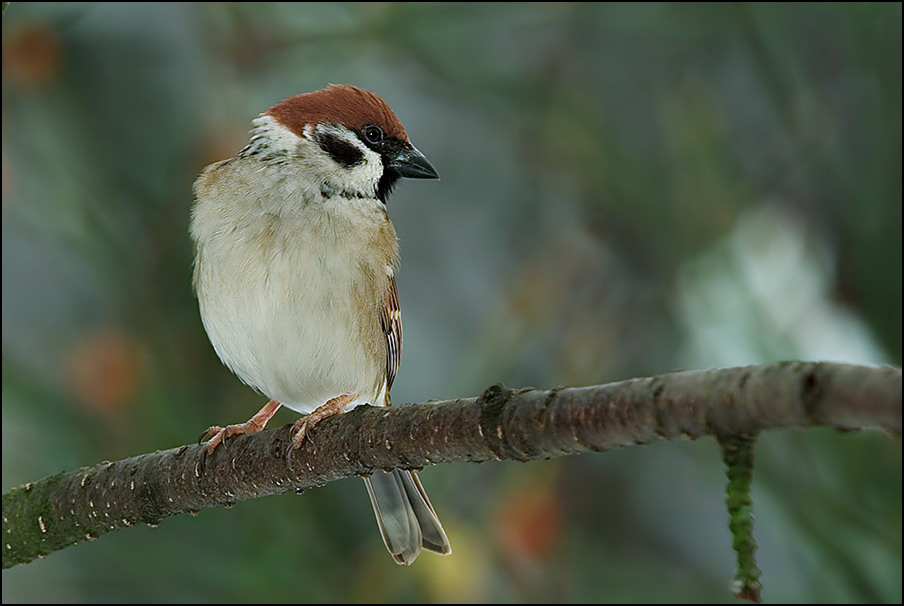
[388,145,439,179]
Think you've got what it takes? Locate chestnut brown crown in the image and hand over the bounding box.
[267,84,409,142]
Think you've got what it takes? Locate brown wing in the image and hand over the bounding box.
[381,274,403,392]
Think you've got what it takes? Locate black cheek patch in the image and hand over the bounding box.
[315,132,365,168]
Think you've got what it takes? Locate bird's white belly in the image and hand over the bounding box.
[197,228,385,414]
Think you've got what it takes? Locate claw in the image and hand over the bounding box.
[198,425,223,445]
[286,418,312,459]
[287,418,313,456]
[286,394,356,457]
[196,400,282,467]
[291,418,310,449]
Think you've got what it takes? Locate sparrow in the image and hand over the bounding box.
[190,84,451,565]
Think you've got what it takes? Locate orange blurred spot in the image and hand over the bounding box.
[62,329,144,415]
[2,20,62,89]
[494,483,562,563]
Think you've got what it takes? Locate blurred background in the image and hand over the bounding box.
[2,2,900,602]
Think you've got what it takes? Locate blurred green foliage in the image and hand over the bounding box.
[2,2,900,603]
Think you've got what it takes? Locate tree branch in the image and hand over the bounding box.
[3,361,900,569]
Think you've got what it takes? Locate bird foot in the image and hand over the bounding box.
[290,393,357,450]
[199,400,282,464]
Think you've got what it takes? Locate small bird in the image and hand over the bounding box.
[190,84,451,565]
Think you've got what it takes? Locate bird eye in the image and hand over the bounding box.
[363,125,384,144]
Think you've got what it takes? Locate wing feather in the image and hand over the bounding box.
[381,275,402,393]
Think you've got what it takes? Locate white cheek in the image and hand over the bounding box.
[313,123,384,193]
[337,149,383,192]
[247,117,384,199]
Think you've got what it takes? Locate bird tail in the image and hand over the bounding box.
[363,469,451,565]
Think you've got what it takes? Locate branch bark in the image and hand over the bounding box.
[3,361,901,569]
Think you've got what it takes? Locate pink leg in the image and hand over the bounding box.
[290,393,357,449]
[200,400,282,455]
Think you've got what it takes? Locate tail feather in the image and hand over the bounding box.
[363,469,451,565]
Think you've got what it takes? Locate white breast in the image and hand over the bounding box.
[191,157,398,414]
